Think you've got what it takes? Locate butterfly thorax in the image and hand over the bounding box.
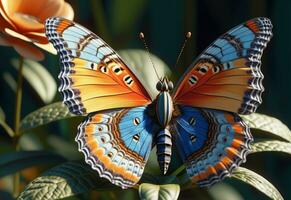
[155,78,174,128]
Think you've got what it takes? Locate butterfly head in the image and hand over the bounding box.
[156,77,174,92]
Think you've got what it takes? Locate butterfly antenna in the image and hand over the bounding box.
[174,31,192,68]
[139,32,160,80]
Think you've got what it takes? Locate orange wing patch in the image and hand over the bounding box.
[68,58,151,114]
[55,19,73,34]
[246,20,260,33]
[83,122,140,183]
[174,59,253,113]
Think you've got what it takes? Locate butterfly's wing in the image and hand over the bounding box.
[76,106,160,188]
[45,17,152,115]
[172,106,252,187]
[173,18,272,114]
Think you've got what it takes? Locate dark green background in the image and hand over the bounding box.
[0,0,290,199]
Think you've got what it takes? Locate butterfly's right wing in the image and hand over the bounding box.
[76,106,160,188]
[172,18,272,114]
[172,106,252,187]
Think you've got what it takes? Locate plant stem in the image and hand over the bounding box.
[13,57,24,197]
[171,165,185,177]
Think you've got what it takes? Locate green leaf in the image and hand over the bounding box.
[0,106,14,137]
[208,183,244,200]
[119,49,171,99]
[110,0,148,34]
[11,59,57,104]
[0,119,14,137]
[18,161,115,200]
[0,106,5,121]
[0,151,66,177]
[139,183,180,200]
[231,167,283,200]
[20,102,76,131]
[251,140,291,155]
[19,133,45,151]
[47,135,80,159]
[2,71,17,92]
[141,173,179,185]
[241,113,291,142]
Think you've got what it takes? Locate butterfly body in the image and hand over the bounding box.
[45,17,272,189]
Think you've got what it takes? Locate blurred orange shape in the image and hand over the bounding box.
[0,0,74,60]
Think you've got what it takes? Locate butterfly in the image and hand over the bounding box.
[45,17,272,189]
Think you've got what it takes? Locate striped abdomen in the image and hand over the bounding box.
[156,128,172,174]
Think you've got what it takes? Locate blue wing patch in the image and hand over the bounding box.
[76,106,160,189]
[202,19,261,63]
[173,107,209,161]
[172,106,252,187]
[119,107,159,158]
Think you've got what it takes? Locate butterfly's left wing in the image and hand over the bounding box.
[173,18,272,114]
[76,106,160,188]
[172,106,252,187]
[45,17,152,115]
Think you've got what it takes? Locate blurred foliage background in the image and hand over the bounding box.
[0,0,291,199]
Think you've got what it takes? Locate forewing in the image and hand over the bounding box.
[172,106,252,187]
[45,17,152,115]
[173,18,272,114]
[76,106,160,188]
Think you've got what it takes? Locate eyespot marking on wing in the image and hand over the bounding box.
[123,75,134,86]
[190,134,197,143]
[198,65,209,75]
[100,66,108,73]
[133,117,141,126]
[212,65,221,73]
[86,62,97,70]
[189,75,198,85]
[112,65,124,75]
[189,117,196,126]
[133,134,140,142]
